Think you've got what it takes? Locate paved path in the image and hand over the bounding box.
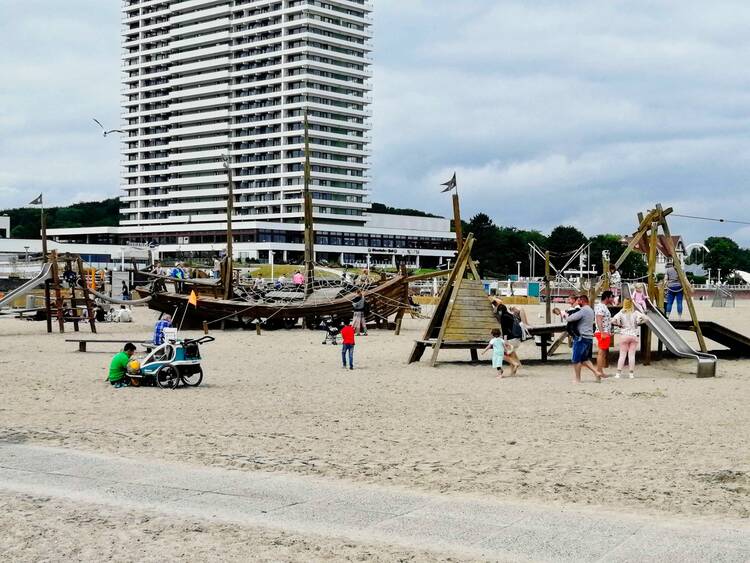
[0,443,748,562]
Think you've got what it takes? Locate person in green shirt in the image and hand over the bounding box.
[109,343,136,388]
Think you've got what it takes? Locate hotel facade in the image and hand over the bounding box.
[50,0,455,268]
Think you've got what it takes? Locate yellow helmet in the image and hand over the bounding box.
[127,360,141,374]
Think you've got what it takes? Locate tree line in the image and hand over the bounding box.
[464,213,648,279]
[0,198,120,239]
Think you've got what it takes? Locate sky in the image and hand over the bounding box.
[3,1,750,244]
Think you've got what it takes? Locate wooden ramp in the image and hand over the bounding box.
[671,321,750,356]
[408,235,500,366]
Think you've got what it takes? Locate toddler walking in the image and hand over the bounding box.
[481,328,520,378]
[611,299,645,379]
[340,321,355,370]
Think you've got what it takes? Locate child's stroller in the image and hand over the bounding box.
[320,317,341,345]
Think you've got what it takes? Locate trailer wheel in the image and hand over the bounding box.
[181,367,203,387]
[156,364,179,389]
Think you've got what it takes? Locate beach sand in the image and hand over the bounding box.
[0,300,748,559]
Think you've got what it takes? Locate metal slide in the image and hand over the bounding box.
[643,301,717,377]
[0,263,53,309]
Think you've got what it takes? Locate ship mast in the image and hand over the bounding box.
[303,110,315,297]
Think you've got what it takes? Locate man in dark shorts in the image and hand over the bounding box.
[565,295,601,383]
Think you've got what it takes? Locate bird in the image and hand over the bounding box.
[93,118,124,137]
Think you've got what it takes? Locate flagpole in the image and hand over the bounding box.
[41,201,48,261]
[451,177,463,253]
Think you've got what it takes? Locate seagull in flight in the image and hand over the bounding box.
[93,118,124,137]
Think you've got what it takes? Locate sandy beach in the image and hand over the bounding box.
[0,301,748,560]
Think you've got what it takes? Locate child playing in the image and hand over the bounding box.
[611,299,645,379]
[632,282,649,312]
[340,321,355,370]
[481,328,520,378]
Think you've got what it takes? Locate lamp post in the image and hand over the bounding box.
[24,246,30,264]
[717,268,722,285]
[516,261,522,280]
[707,268,711,286]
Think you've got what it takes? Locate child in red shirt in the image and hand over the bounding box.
[340,322,355,370]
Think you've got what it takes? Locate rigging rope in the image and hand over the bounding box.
[672,213,750,226]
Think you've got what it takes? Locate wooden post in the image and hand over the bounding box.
[77,257,96,334]
[203,321,209,335]
[545,251,551,323]
[642,221,659,366]
[222,154,234,300]
[50,252,65,333]
[302,111,316,298]
[602,254,610,290]
[659,209,707,352]
[66,259,80,333]
[452,193,464,253]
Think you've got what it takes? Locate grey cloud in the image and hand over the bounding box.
[3,1,750,246]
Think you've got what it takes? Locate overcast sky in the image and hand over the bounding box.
[2,0,750,243]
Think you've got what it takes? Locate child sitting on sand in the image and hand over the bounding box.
[481,328,520,378]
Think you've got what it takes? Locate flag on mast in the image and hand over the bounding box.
[188,290,198,307]
[29,194,43,206]
[440,173,457,193]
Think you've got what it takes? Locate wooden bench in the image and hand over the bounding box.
[65,338,154,353]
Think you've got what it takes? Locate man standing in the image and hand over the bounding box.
[153,314,172,345]
[565,295,600,383]
[109,343,137,389]
[351,289,368,335]
[594,290,615,377]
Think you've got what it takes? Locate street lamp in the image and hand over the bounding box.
[24,246,30,264]
[718,268,722,284]
[517,261,522,280]
[707,268,711,286]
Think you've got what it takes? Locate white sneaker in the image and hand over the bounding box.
[615,372,621,379]
[629,373,635,379]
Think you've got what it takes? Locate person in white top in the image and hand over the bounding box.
[611,298,645,379]
[116,305,132,323]
[594,290,615,377]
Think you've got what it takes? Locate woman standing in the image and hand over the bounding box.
[664,260,684,319]
[497,304,522,374]
[611,298,645,379]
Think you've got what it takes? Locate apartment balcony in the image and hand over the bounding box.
[170,19,230,40]
[170,96,230,112]
[167,161,225,174]
[171,43,230,63]
[168,134,229,149]
[171,4,230,26]
[170,56,230,74]
[171,30,231,51]
[171,69,230,87]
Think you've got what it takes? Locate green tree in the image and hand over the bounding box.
[0,198,121,239]
[703,237,743,273]
[547,225,587,256]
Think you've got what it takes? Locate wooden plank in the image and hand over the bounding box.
[429,237,475,366]
[418,234,474,345]
[659,207,707,353]
[430,250,471,366]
